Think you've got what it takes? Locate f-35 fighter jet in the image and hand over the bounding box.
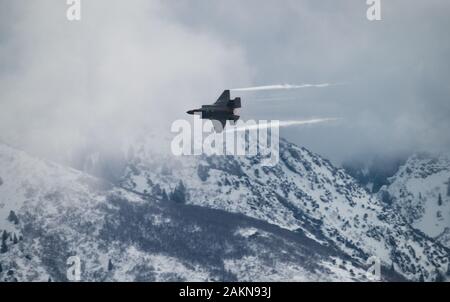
[187,90,241,132]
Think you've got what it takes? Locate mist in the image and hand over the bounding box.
[0,0,251,163]
[168,0,450,163]
[1,0,450,166]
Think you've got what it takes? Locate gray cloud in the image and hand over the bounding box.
[0,0,251,161]
[167,0,450,162]
[1,0,449,164]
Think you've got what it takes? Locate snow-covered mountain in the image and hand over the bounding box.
[119,135,449,281]
[379,153,450,250]
[1,132,449,282]
[0,142,395,282]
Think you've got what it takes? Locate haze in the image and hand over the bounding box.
[1,0,449,165]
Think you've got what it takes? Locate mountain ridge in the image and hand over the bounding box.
[0,142,396,281]
[1,136,449,281]
[118,135,450,281]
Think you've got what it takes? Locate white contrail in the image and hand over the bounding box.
[245,96,299,102]
[231,83,333,92]
[225,118,341,133]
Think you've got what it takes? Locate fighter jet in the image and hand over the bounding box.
[187,90,241,132]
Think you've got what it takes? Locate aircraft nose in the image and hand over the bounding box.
[186,110,194,115]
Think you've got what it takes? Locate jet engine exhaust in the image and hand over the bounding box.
[225,118,341,133]
[231,83,335,92]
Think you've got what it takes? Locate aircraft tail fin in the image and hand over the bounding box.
[215,90,230,105]
[215,90,241,109]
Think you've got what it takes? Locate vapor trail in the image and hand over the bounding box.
[226,118,341,133]
[231,83,333,92]
[245,96,299,102]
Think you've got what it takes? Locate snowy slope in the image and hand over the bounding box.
[120,135,449,281]
[379,153,450,249]
[0,143,386,282]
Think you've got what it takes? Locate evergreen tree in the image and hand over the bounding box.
[8,211,19,225]
[170,181,186,204]
[380,190,392,204]
[161,189,169,202]
[108,259,114,271]
[447,178,450,196]
[418,274,425,282]
[0,262,3,273]
[0,239,7,254]
[13,234,18,244]
[438,193,443,206]
[197,165,209,182]
[151,184,161,196]
[1,230,8,242]
[435,269,444,282]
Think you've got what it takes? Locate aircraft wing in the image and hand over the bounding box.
[212,119,227,132]
[214,90,230,105]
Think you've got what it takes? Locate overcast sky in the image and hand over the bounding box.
[1,0,449,164]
